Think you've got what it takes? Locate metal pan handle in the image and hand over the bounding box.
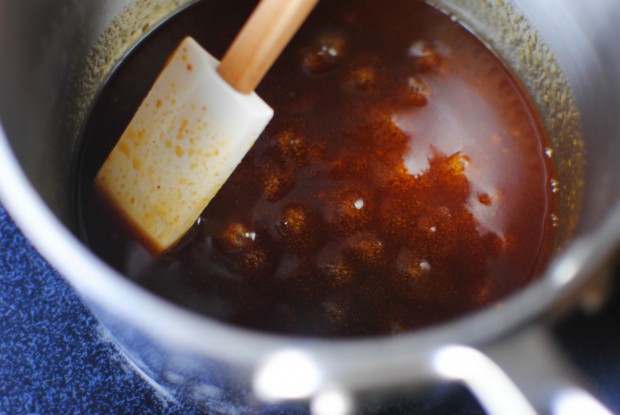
[301,326,614,415]
[442,326,614,415]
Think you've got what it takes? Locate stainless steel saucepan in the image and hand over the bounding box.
[1,0,620,413]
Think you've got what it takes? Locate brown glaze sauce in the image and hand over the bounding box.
[76,0,556,337]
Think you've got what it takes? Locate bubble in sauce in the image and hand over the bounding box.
[342,65,379,93]
[219,222,256,253]
[550,179,559,194]
[322,183,372,233]
[301,33,346,75]
[316,246,356,288]
[408,40,442,71]
[276,203,320,254]
[273,128,322,166]
[260,163,294,202]
[342,231,386,269]
[396,249,431,280]
[322,298,352,330]
[239,244,276,279]
[404,76,430,106]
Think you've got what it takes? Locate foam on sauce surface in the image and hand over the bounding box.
[76,0,556,337]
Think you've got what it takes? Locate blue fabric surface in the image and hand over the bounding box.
[0,204,201,415]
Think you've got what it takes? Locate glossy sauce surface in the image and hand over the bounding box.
[77,0,556,337]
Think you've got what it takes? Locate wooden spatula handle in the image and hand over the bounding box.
[218,0,319,94]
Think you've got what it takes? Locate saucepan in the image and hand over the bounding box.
[1,0,620,413]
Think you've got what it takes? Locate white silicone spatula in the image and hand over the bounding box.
[96,0,318,254]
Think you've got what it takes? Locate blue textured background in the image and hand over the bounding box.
[0,204,202,415]
[1,201,618,414]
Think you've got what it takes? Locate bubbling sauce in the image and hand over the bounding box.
[76,0,556,337]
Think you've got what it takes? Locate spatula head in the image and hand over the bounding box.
[96,37,273,253]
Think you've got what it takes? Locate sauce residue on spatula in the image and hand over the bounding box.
[76,0,557,337]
